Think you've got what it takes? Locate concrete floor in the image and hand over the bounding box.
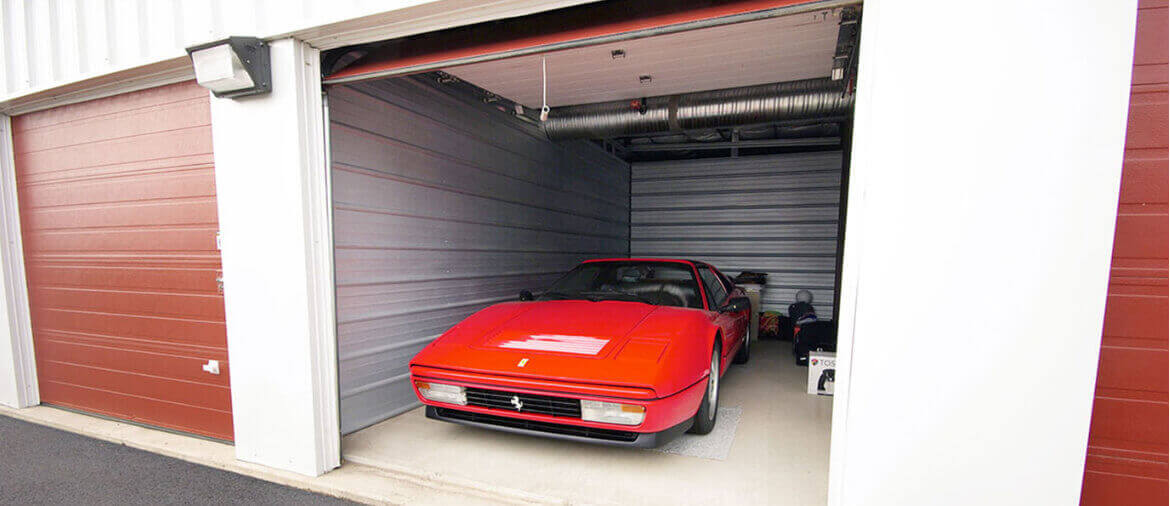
[343,339,834,506]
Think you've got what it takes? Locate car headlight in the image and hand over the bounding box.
[415,381,466,405]
[580,399,645,425]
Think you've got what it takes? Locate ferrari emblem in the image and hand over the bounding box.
[510,395,524,411]
[517,358,528,367]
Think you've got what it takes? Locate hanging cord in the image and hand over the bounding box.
[540,58,550,121]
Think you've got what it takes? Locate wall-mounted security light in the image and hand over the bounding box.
[186,37,271,99]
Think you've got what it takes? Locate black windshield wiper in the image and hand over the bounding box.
[578,290,656,305]
[539,291,587,301]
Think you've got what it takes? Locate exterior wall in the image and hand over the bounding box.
[827,1,1139,505]
[0,0,418,100]
[0,0,1157,496]
[328,76,630,434]
[630,152,842,318]
[0,0,597,108]
[1081,1,1169,504]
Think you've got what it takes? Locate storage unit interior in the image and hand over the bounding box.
[326,4,857,504]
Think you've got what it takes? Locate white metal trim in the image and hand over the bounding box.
[0,58,194,116]
[292,40,342,473]
[0,115,39,407]
[297,0,598,50]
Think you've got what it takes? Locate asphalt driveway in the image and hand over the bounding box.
[0,415,356,506]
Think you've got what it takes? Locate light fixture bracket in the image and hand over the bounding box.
[186,36,271,99]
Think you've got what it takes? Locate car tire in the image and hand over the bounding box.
[689,345,721,435]
[732,329,750,364]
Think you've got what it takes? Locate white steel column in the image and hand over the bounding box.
[209,38,339,476]
[0,115,38,409]
[828,1,1139,505]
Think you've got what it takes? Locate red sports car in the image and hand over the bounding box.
[409,258,751,447]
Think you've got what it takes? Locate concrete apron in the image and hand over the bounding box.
[0,404,561,505]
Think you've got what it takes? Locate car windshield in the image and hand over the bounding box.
[539,261,703,309]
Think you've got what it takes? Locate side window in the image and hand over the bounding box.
[697,266,728,309]
[712,266,735,292]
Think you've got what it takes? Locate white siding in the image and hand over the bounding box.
[0,0,596,104]
[328,76,629,433]
[630,152,843,319]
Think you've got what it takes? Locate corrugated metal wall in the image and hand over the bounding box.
[328,76,630,433]
[630,152,842,319]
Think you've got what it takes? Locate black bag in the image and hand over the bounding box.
[788,301,816,323]
[793,320,836,364]
[734,271,768,284]
[802,321,836,350]
[778,314,794,341]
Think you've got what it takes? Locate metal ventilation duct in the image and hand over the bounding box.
[543,78,853,140]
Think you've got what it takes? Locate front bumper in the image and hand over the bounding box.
[411,365,708,446]
[427,405,693,448]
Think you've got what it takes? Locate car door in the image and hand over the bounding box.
[710,265,749,346]
[696,264,740,365]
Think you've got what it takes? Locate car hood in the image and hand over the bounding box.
[411,300,714,397]
[475,300,656,356]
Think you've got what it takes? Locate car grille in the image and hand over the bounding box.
[464,387,582,418]
[435,408,638,443]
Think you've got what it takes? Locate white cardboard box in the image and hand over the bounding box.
[808,351,836,396]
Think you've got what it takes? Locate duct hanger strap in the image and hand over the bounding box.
[539,58,550,121]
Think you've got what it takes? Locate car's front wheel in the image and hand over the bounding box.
[688,345,720,435]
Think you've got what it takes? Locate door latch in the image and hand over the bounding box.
[202,360,220,375]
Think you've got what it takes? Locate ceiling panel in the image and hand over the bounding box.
[442,8,842,108]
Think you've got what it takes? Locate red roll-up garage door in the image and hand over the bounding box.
[1081,1,1168,504]
[12,81,233,441]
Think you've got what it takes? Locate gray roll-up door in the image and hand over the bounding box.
[630,152,842,319]
[329,76,630,433]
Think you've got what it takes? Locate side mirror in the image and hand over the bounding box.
[519,290,535,301]
[720,296,751,313]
